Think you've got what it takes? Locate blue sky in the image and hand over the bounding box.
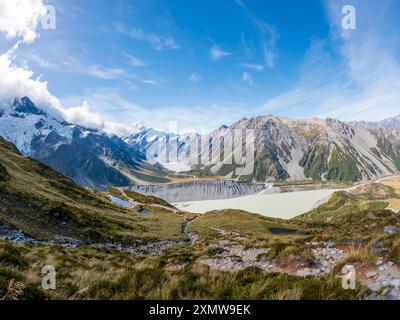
[1,0,400,133]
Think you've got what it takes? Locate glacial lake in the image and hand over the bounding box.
[174,189,339,219]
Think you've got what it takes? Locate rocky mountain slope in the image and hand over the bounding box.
[228,116,399,182]
[356,115,400,130]
[131,116,400,183]
[0,97,170,189]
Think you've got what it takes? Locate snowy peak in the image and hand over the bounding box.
[0,97,170,189]
[13,97,47,116]
[129,121,147,133]
[0,97,74,154]
[359,115,400,130]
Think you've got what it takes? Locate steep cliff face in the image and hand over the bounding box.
[130,180,266,203]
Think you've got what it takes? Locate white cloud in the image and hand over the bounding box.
[258,23,278,68]
[241,63,264,71]
[142,79,164,86]
[235,2,279,69]
[242,71,253,85]
[0,0,47,43]
[234,0,247,9]
[24,53,57,69]
[0,2,130,135]
[115,23,179,50]
[88,66,133,80]
[61,88,247,134]
[124,53,146,67]
[0,44,130,135]
[0,46,121,134]
[60,99,134,136]
[0,46,61,116]
[62,100,104,130]
[210,45,232,60]
[189,73,202,82]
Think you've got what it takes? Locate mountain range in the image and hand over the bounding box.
[0,97,169,189]
[1,96,400,187]
[127,114,400,182]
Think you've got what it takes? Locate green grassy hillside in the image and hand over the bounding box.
[0,137,185,245]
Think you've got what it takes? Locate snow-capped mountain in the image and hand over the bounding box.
[124,115,400,182]
[355,115,400,130]
[124,125,195,172]
[0,97,169,189]
[2,96,400,186]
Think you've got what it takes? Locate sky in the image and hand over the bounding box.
[0,0,400,134]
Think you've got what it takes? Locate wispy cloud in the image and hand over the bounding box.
[234,0,247,9]
[254,19,278,68]
[62,88,248,134]
[124,53,146,67]
[188,73,202,82]
[261,0,400,121]
[242,71,253,85]
[210,45,232,60]
[240,32,252,55]
[235,1,279,69]
[88,66,133,80]
[241,63,264,71]
[142,79,164,86]
[115,23,179,50]
[24,53,57,69]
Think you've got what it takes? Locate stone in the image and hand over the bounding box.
[391,279,400,287]
[376,258,384,266]
[388,289,400,300]
[384,226,398,235]
[367,212,377,220]
[382,287,391,296]
[366,271,378,278]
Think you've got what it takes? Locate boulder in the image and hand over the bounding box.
[384,226,398,235]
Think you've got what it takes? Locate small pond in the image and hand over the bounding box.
[139,208,152,215]
[108,195,135,208]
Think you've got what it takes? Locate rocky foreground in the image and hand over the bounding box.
[199,241,400,300]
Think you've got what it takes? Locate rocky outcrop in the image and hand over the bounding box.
[0,220,37,243]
